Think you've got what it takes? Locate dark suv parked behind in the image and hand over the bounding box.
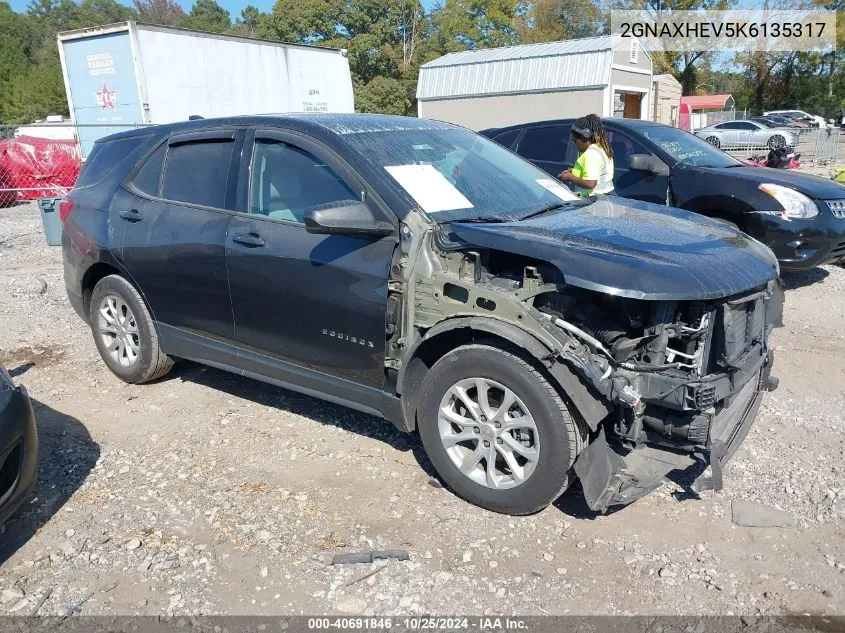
[482,118,845,270]
[62,114,782,515]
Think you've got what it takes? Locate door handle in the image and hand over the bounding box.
[119,209,142,222]
[232,233,265,248]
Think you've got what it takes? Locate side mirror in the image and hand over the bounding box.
[628,154,670,176]
[303,201,394,237]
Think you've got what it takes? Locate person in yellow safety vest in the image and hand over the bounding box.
[559,114,615,198]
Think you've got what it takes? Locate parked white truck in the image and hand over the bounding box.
[57,22,355,157]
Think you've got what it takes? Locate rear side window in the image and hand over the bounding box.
[161,139,234,209]
[75,136,146,188]
[492,129,520,149]
[131,143,166,197]
[517,126,571,163]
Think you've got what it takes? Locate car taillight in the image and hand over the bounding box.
[58,197,76,222]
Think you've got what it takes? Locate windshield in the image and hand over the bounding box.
[344,127,578,222]
[640,126,742,168]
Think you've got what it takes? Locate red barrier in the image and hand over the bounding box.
[0,135,81,206]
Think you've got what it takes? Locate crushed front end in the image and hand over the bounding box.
[535,280,784,512]
[395,204,784,513]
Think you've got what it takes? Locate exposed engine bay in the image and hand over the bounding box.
[390,213,784,512]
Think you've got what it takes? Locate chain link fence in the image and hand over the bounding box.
[679,109,747,132]
[0,123,149,207]
[712,127,843,165]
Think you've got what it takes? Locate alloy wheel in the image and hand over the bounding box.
[437,377,539,489]
[97,294,140,367]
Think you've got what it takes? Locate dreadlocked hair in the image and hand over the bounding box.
[585,114,614,160]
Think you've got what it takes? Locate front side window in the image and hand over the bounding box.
[161,139,234,209]
[248,139,358,223]
[605,130,649,169]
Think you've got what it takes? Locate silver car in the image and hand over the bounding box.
[694,120,798,151]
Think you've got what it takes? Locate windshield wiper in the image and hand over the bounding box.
[518,202,570,221]
[451,216,509,224]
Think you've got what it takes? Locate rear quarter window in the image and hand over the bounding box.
[130,143,166,197]
[75,136,147,189]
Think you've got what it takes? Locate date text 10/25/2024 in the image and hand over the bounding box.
[307,617,529,631]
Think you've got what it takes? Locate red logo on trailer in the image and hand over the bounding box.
[95,83,117,109]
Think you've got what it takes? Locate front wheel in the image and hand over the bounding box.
[768,135,786,150]
[705,136,720,148]
[417,343,584,515]
[89,274,173,384]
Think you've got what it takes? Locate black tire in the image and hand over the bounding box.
[768,135,785,150]
[417,343,585,515]
[89,274,173,384]
[705,136,720,148]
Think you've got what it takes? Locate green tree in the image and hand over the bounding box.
[516,0,608,43]
[425,0,520,53]
[180,0,230,33]
[74,0,135,25]
[3,41,68,123]
[229,5,261,36]
[259,0,340,42]
[133,0,186,26]
[355,75,410,114]
[0,2,35,122]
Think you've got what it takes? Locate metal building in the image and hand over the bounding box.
[417,35,652,131]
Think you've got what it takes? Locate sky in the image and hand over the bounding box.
[7,0,438,16]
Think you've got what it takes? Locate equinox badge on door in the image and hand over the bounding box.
[322,329,375,348]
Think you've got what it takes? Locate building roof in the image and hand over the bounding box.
[417,35,651,101]
[680,94,734,110]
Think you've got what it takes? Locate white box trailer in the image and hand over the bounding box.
[57,22,355,157]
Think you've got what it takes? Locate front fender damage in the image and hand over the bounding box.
[391,213,781,513]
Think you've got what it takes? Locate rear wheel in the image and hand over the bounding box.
[705,136,720,148]
[89,274,173,384]
[417,343,584,515]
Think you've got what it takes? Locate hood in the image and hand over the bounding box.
[704,165,845,199]
[450,197,778,301]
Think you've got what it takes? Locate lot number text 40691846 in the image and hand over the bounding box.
[307,617,529,631]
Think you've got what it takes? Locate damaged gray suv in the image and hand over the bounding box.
[62,114,783,515]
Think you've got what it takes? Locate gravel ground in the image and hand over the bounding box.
[0,201,843,617]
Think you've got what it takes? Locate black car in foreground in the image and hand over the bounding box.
[0,363,38,524]
[62,114,781,514]
[482,118,845,270]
